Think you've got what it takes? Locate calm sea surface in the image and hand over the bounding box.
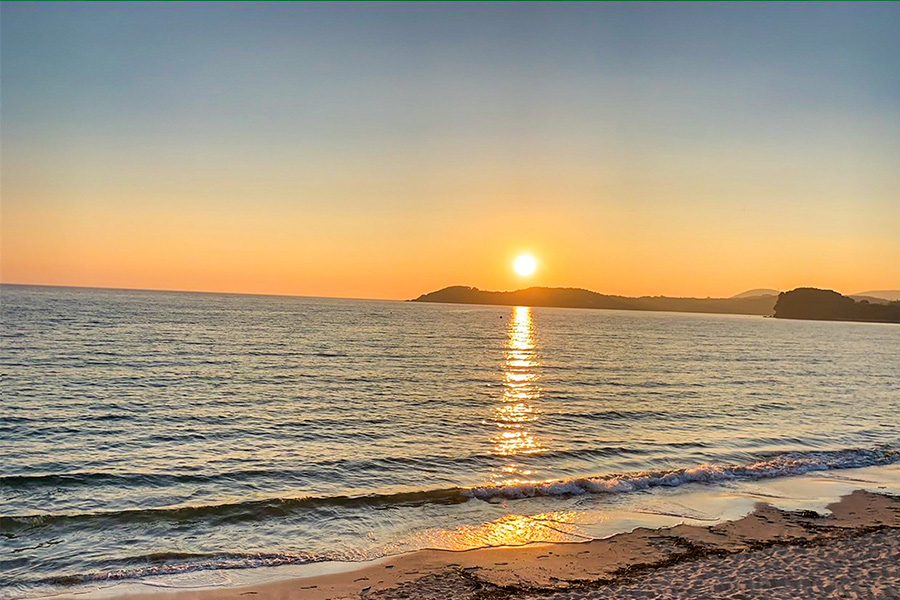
[2,285,899,597]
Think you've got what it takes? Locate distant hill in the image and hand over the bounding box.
[412,286,777,316]
[731,288,779,299]
[849,295,893,305]
[851,290,900,303]
[774,288,900,323]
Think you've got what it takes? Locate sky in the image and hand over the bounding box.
[2,2,899,299]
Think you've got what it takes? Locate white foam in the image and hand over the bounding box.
[465,447,900,501]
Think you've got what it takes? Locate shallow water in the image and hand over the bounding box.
[2,285,898,597]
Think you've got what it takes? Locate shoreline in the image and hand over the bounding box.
[44,487,900,600]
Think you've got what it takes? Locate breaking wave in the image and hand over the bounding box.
[465,446,900,500]
[5,447,897,533]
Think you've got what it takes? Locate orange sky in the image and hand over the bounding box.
[3,177,896,299]
[2,4,898,299]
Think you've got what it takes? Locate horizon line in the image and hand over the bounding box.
[2,281,894,302]
[0,281,388,303]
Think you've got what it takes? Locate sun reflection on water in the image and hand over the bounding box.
[491,306,546,482]
[401,510,586,551]
[396,307,580,555]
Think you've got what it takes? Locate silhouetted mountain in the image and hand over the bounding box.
[774,288,900,323]
[851,290,900,303]
[731,288,779,299]
[849,295,893,305]
[412,286,777,316]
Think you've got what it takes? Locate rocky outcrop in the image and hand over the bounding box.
[774,288,900,323]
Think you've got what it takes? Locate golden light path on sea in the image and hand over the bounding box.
[491,306,546,477]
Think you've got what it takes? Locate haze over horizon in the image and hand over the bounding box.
[2,3,899,299]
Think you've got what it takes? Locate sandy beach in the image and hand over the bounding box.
[54,489,899,600]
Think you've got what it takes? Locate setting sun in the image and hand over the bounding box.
[514,254,537,277]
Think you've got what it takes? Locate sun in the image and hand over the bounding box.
[513,254,537,277]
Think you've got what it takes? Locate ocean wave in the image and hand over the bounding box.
[4,447,897,532]
[28,551,329,587]
[0,446,644,490]
[465,446,900,500]
[0,487,469,532]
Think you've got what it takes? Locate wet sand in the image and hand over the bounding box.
[60,489,900,600]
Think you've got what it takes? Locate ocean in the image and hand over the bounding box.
[2,284,899,598]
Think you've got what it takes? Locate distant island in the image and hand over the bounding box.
[731,288,780,299]
[412,286,778,316]
[774,288,900,323]
[850,290,900,303]
[412,285,900,323]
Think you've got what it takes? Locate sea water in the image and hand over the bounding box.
[2,285,898,598]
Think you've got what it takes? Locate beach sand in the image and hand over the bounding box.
[60,489,900,600]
